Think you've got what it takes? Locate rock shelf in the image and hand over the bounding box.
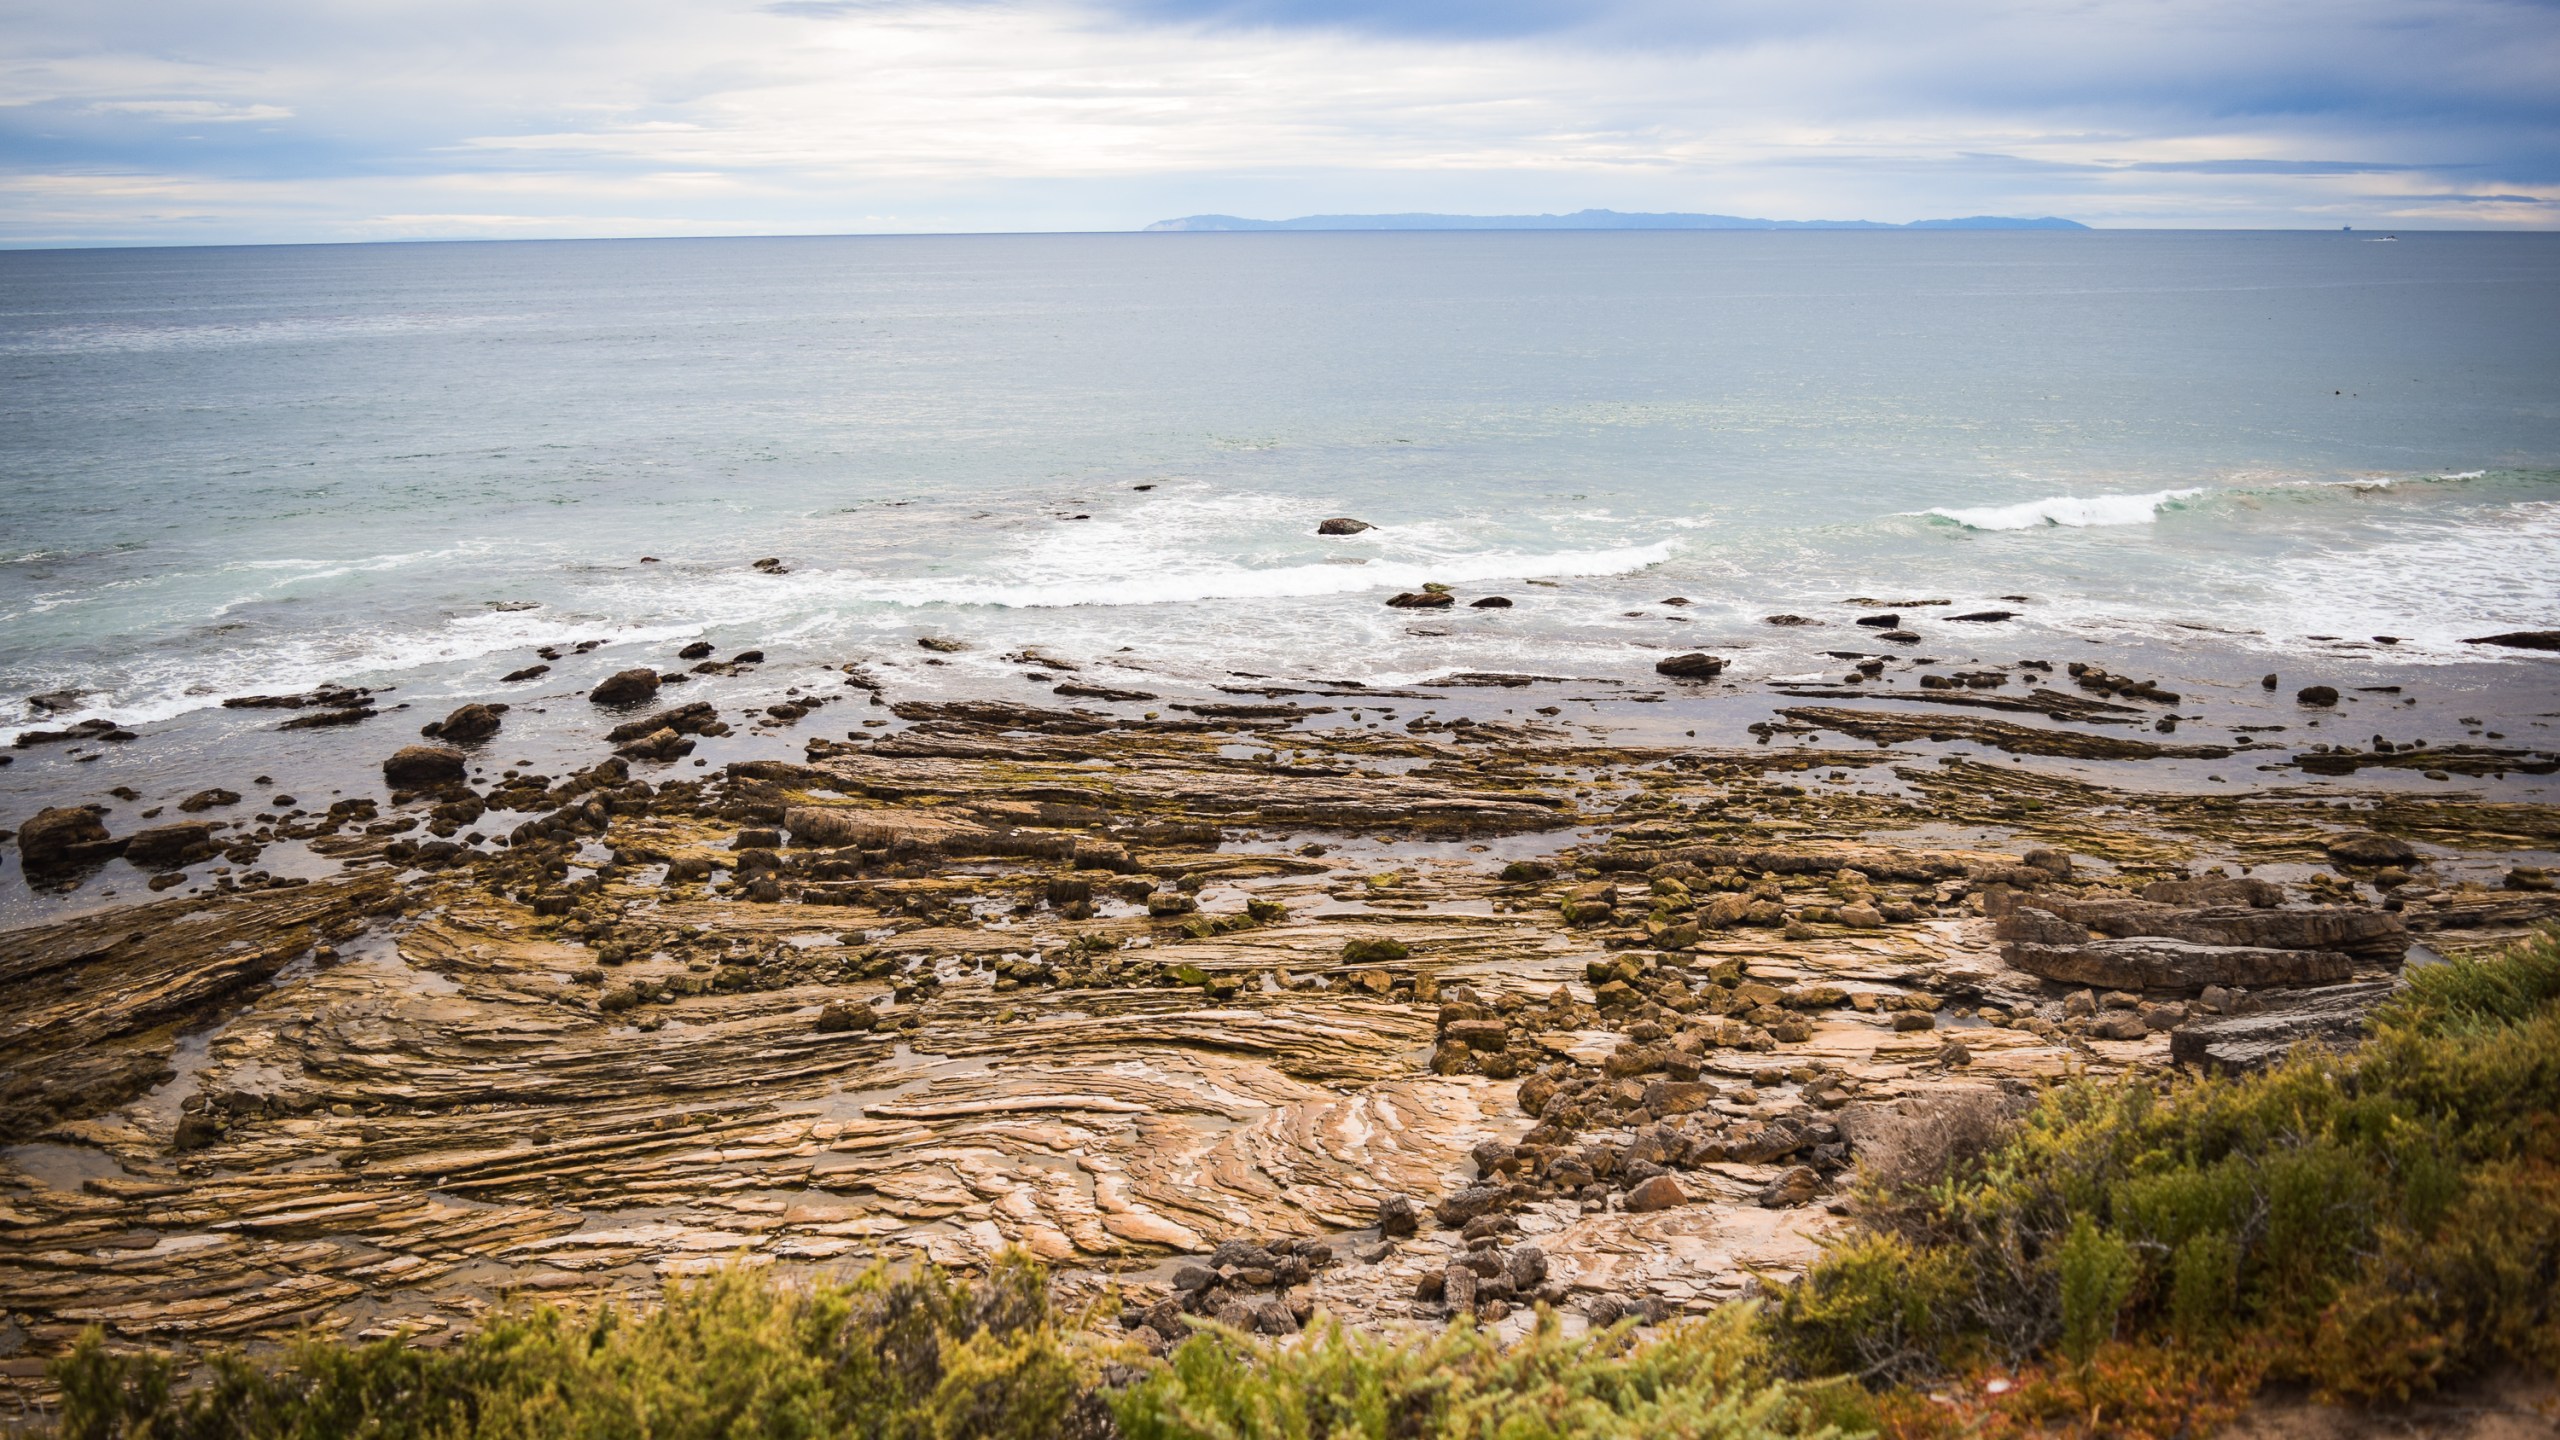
[5,645,2557,1400]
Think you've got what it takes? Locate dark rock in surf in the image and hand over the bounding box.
[590,669,662,706]
[1316,518,1374,536]
[1386,592,1454,609]
[2461,630,2560,652]
[501,664,550,682]
[15,805,120,872]
[177,788,241,813]
[678,641,714,660]
[421,703,505,742]
[1948,610,2018,623]
[1470,596,1513,608]
[382,745,468,790]
[1854,614,1901,629]
[1654,653,1727,680]
[1763,615,1818,627]
[2296,685,2340,707]
[124,821,216,870]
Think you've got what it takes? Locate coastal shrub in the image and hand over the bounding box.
[47,1252,1111,1440]
[1111,1305,1843,1440]
[1770,929,2560,1399]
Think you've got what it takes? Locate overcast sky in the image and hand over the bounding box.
[2,0,2555,246]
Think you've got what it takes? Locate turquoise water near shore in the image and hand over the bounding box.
[2,230,2556,739]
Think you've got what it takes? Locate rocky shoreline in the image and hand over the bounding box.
[3,612,2557,1409]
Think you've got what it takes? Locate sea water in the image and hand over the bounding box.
[2,229,2556,741]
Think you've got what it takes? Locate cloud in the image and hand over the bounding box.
[0,0,2553,245]
[89,100,297,123]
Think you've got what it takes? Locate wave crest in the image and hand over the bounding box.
[1918,487,2206,531]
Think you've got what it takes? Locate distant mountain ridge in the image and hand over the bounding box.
[1144,208,2088,232]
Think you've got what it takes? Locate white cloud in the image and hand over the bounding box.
[0,0,2550,244]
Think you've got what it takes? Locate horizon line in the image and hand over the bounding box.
[3,224,2540,255]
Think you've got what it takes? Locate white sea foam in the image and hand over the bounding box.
[1918,487,2207,530]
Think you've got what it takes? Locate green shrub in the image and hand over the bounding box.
[1113,1305,1840,1440]
[2054,1216,2136,1365]
[48,1253,1107,1440]
[1772,929,2560,1399]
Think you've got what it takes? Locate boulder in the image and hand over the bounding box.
[2296,685,2339,707]
[2004,938,2353,992]
[1316,517,1374,535]
[589,668,661,705]
[678,641,715,660]
[2325,831,2418,866]
[814,1001,879,1034]
[1623,1175,1687,1212]
[606,701,720,744]
[1654,653,1726,680]
[382,745,467,790]
[1432,1185,1506,1227]
[15,805,119,871]
[421,702,504,742]
[1386,591,1454,609]
[123,821,216,870]
[2170,981,2399,1073]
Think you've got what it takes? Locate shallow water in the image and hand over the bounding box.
[3,230,2556,744]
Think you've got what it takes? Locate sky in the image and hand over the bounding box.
[1,0,2555,246]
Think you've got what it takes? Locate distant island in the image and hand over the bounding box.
[1144,208,2088,232]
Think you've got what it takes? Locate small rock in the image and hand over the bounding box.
[1754,1165,1821,1208]
[1376,1194,1420,1237]
[2088,1011,2151,1041]
[177,787,241,813]
[1890,1011,1936,1032]
[1316,517,1373,535]
[678,641,715,660]
[1469,596,1513,608]
[2296,685,2340,707]
[1386,591,1454,609]
[1836,902,1884,928]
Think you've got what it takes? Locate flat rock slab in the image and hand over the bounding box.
[2168,981,2401,1074]
[2004,938,2353,992]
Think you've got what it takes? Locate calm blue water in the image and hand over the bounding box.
[3,230,2557,739]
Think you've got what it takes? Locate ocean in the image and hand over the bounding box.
[2,229,2557,872]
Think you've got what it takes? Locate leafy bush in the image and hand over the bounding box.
[1771,930,2560,1400]
[1112,1305,1843,1440]
[49,1253,1113,1440]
